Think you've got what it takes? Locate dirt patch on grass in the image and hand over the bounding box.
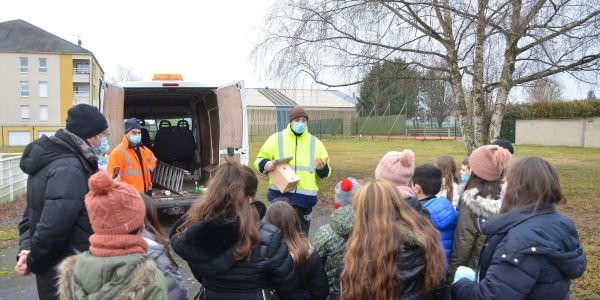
[0,197,25,225]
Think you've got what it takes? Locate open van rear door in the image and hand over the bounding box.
[215,81,249,165]
[100,83,125,148]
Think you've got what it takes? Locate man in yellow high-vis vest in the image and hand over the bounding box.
[255,106,332,234]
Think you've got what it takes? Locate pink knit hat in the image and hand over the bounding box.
[374,150,416,198]
[469,145,512,181]
[85,171,147,257]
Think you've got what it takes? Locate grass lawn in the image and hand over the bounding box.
[251,137,600,298]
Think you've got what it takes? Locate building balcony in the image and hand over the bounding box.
[73,67,90,82]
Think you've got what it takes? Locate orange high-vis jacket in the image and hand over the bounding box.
[107,136,157,193]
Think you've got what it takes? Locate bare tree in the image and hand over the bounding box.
[253,0,600,152]
[588,90,597,100]
[109,65,142,84]
[526,78,562,102]
[420,71,455,127]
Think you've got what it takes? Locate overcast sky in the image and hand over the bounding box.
[2,0,597,99]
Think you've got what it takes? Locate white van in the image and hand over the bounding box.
[101,75,249,214]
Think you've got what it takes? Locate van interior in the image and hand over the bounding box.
[123,86,222,196]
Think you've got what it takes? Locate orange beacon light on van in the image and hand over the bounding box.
[152,74,184,81]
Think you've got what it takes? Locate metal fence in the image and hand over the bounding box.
[0,154,27,203]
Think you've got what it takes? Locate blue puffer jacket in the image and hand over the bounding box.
[422,196,458,261]
[452,204,586,300]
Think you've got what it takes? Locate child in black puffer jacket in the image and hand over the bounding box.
[265,200,328,300]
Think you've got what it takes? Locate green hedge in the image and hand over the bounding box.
[500,100,600,142]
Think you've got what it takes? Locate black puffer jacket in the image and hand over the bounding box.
[171,217,297,299]
[278,250,328,300]
[18,129,97,275]
[452,204,586,300]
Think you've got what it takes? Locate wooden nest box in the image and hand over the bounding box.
[269,157,300,193]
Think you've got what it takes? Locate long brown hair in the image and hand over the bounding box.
[340,180,445,300]
[141,193,178,268]
[501,157,565,213]
[264,200,311,266]
[465,173,502,199]
[176,161,260,261]
[436,156,459,202]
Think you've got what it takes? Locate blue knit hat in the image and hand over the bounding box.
[334,177,360,207]
[124,118,142,133]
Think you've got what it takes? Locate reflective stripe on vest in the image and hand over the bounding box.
[277,131,316,173]
[268,185,319,196]
[117,146,143,177]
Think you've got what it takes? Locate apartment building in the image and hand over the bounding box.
[0,19,104,147]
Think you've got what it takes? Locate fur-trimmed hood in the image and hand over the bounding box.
[58,252,166,300]
[461,188,501,218]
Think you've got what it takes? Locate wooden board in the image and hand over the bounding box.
[216,82,243,163]
[101,84,125,148]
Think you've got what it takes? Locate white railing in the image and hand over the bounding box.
[0,154,27,203]
[73,91,90,98]
[73,67,90,74]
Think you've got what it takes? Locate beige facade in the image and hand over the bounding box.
[0,52,103,147]
[0,52,61,125]
[516,118,600,148]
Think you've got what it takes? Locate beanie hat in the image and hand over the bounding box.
[334,177,360,208]
[124,118,142,133]
[469,145,512,181]
[66,104,109,139]
[288,106,309,123]
[491,138,514,154]
[85,171,147,257]
[374,150,416,199]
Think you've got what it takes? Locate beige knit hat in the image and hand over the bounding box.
[469,145,512,181]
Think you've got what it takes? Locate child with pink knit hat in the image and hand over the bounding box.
[449,145,511,277]
[374,150,429,216]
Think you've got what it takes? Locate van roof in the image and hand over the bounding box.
[121,81,217,89]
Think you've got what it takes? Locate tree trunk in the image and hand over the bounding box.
[471,0,490,147]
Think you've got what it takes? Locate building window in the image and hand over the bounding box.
[20,57,28,73]
[38,58,48,73]
[8,131,32,146]
[39,105,49,121]
[20,81,29,97]
[20,105,30,120]
[39,82,48,97]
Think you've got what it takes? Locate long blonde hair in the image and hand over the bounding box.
[340,180,445,300]
[264,200,311,266]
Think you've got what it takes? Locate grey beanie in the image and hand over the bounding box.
[334,177,360,207]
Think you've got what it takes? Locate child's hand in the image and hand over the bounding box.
[453,266,476,283]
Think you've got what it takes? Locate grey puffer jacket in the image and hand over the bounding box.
[144,232,189,300]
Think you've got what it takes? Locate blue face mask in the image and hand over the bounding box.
[128,134,142,146]
[291,122,306,134]
[461,175,470,184]
[95,137,109,154]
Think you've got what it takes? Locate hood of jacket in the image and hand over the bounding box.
[483,204,586,279]
[20,129,96,175]
[461,188,501,218]
[171,216,241,275]
[58,252,159,300]
[329,206,354,238]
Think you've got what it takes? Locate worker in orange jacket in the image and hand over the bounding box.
[107,118,157,194]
